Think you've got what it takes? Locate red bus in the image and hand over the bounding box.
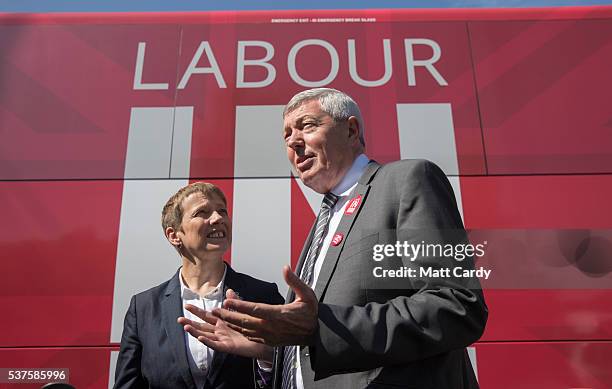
[1,6,611,388]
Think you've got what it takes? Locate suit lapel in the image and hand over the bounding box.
[313,161,381,300]
[161,271,197,389]
[205,264,242,384]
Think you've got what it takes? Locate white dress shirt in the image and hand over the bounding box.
[180,265,227,388]
[295,153,370,389]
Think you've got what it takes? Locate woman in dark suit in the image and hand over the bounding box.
[114,182,284,389]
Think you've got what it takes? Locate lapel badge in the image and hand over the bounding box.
[344,195,362,215]
[331,233,344,246]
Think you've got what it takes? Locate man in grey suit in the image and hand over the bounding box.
[182,88,488,388]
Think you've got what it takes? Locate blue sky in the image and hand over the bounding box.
[0,0,610,12]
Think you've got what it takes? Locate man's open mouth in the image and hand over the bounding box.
[207,230,225,238]
[296,155,315,171]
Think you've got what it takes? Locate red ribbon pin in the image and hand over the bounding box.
[331,233,344,246]
[344,195,362,215]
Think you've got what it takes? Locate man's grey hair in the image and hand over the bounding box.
[283,88,366,146]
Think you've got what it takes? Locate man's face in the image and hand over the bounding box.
[176,192,231,258]
[283,100,359,194]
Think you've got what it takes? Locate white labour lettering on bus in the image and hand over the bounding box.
[132,38,448,90]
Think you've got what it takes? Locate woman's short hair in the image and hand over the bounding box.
[161,182,227,232]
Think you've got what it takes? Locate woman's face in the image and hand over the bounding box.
[176,191,231,259]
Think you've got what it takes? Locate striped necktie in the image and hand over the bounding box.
[281,192,339,389]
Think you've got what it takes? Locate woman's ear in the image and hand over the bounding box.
[165,226,182,247]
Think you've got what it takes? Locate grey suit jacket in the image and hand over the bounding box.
[114,264,284,389]
[274,159,488,389]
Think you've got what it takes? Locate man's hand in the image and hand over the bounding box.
[212,265,318,347]
[178,289,274,362]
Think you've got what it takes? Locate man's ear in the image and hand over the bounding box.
[165,226,182,248]
[347,116,361,145]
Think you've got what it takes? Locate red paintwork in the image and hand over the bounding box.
[476,341,612,388]
[0,347,115,389]
[0,181,122,346]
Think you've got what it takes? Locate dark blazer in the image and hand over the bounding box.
[114,264,284,389]
[274,159,488,389]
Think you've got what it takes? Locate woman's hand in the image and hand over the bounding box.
[177,289,274,362]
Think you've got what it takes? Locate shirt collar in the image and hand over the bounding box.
[179,263,227,301]
[330,153,370,197]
